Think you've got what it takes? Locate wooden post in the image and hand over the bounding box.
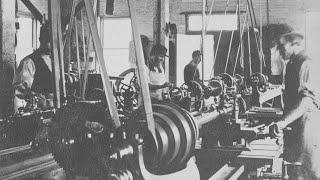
[75,16,81,95]
[80,10,86,96]
[32,19,38,50]
[153,0,161,45]
[160,0,170,80]
[128,0,156,139]
[56,0,66,101]
[48,0,61,108]
[83,0,121,128]
[65,0,77,74]
[0,0,15,116]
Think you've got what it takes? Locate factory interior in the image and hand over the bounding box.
[1,0,320,179]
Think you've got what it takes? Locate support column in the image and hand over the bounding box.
[0,0,16,116]
[153,0,161,45]
[161,0,170,80]
[154,0,170,79]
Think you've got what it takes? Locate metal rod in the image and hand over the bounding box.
[195,106,233,126]
[84,0,121,127]
[201,0,206,83]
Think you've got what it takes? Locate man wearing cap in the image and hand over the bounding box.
[145,44,171,101]
[270,32,320,179]
[184,50,202,86]
[14,22,54,110]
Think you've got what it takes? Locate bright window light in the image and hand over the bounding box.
[188,14,238,32]
[103,18,132,76]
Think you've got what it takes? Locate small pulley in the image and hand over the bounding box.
[208,79,224,97]
[249,73,268,92]
[234,74,245,87]
[168,87,187,102]
[218,73,235,88]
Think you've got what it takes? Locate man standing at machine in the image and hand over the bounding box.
[272,32,320,179]
[184,50,202,85]
[14,21,54,110]
[147,44,172,101]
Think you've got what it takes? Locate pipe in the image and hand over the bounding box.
[195,105,233,126]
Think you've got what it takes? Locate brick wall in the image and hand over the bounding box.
[99,0,155,39]
[16,0,320,42]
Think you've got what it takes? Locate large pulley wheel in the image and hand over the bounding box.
[137,102,198,174]
[49,102,114,178]
[115,68,139,108]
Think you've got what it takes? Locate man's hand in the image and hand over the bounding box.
[14,82,32,100]
[269,120,286,138]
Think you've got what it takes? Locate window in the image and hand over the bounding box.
[102,18,132,76]
[187,13,238,33]
[15,16,40,66]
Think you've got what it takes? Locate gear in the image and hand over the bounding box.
[49,102,115,178]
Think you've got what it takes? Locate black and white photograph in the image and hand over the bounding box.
[0,0,320,179]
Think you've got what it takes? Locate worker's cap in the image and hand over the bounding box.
[150,44,168,57]
[192,50,202,57]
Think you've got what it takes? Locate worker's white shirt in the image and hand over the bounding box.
[270,46,285,75]
[147,65,167,100]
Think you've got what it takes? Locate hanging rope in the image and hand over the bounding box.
[209,0,232,78]
[224,4,239,73]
